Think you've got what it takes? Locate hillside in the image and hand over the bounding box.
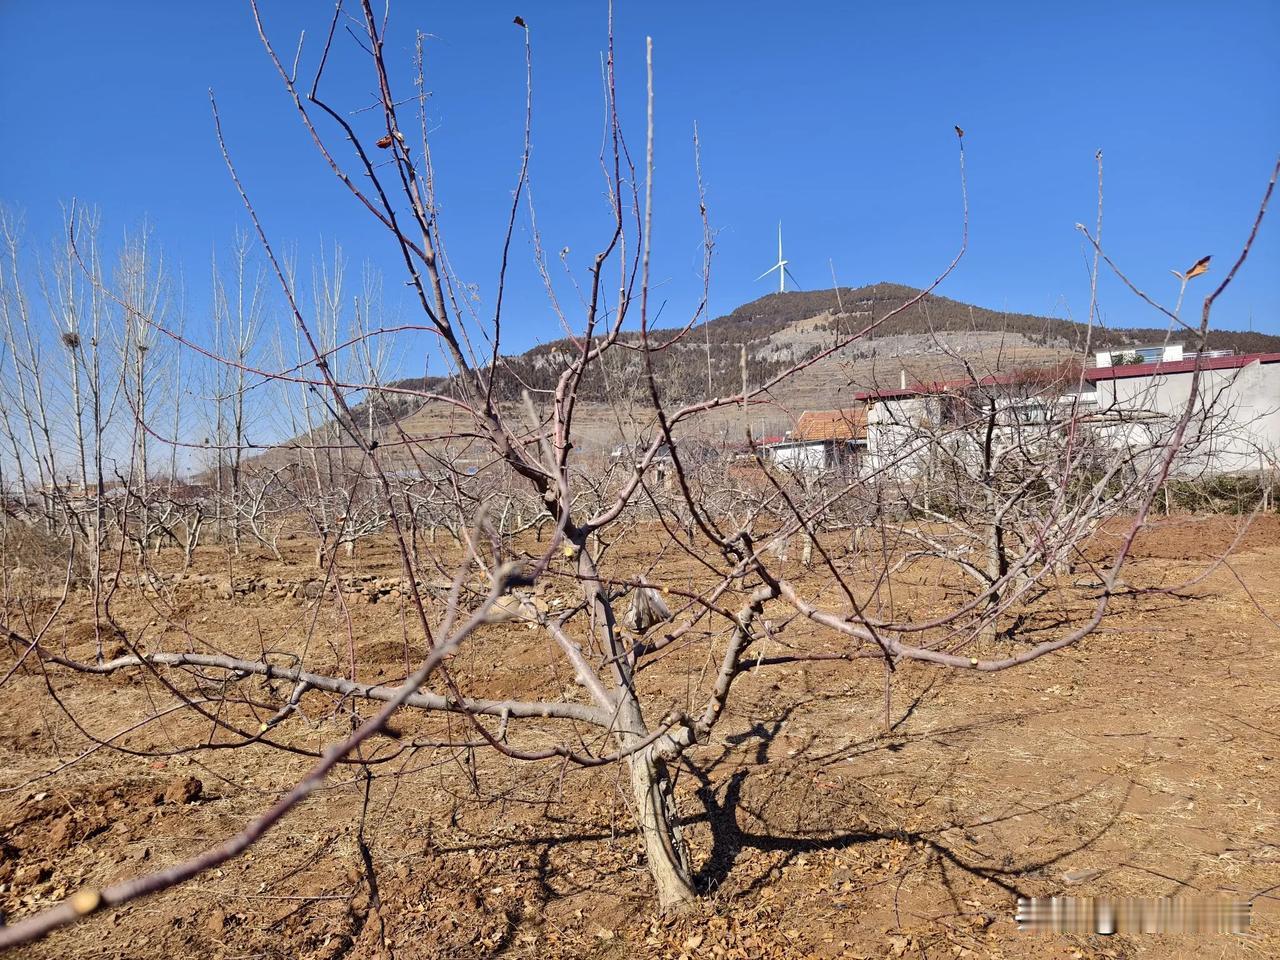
[359,283,1279,451]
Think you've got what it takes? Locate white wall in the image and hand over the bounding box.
[1091,360,1280,474]
[862,362,1280,479]
[865,397,935,478]
[769,441,830,473]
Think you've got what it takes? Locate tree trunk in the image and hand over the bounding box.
[627,746,697,912]
[575,538,698,912]
[984,519,1006,640]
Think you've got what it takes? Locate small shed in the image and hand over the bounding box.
[764,407,868,473]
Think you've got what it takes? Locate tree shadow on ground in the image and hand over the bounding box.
[430,686,1140,922]
[680,691,1136,908]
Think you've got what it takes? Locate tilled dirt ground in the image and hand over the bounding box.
[1,516,1278,959]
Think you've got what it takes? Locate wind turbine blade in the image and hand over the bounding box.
[784,266,803,292]
[754,264,781,282]
[777,221,783,262]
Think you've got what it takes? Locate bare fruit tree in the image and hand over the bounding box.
[0,1,1277,949]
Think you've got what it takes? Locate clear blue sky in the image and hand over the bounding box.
[2,0,1278,375]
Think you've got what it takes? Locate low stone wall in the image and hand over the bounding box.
[102,571,441,604]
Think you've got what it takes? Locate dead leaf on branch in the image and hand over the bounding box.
[1172,254,1211,281]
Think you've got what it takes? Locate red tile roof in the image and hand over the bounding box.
[793,407,867,441]
[1083,352,1280,382]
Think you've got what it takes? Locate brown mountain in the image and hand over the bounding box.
[361,283,1277,449]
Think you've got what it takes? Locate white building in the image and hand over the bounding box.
[855,351,1280,479]
[763,408,868,474]
[1087,351,1280,475]
[1095,342,1184,368]
[1093,341,1238,370]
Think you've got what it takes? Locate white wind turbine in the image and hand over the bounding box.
[755,221,800,294]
